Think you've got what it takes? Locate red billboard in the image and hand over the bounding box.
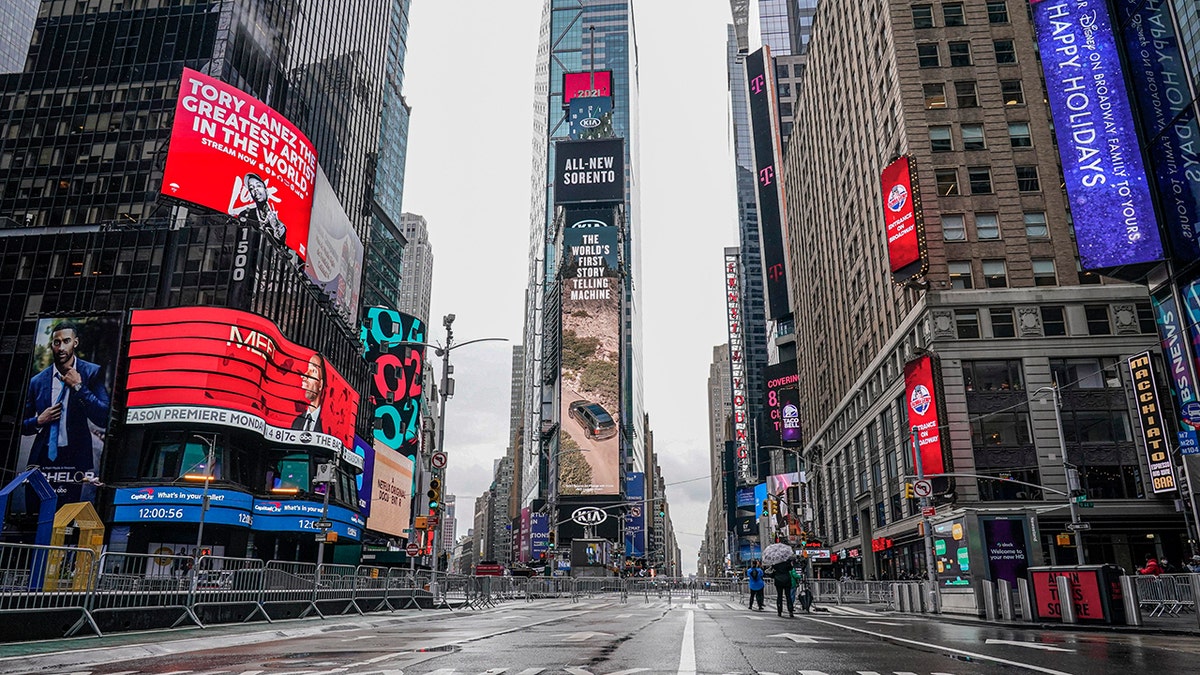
[562,70,613,107]
[882,155,926,283]
[903,354,946,475]
[124,307,358,454]
[161,68,318,260]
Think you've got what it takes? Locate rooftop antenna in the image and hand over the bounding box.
[588,25,596,90]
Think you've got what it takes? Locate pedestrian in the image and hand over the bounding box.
[1160,558,1176,574]
[1138,554,1163,577]
[1186,556,1200,574]
[746,560,765,611]
[770,558,796,617]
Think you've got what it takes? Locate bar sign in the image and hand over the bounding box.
[1128,352,1178,493]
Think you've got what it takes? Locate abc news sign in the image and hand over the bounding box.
[555,138,624,205]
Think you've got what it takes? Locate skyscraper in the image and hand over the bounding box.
[0,1,38,74]
[396,212,433,322]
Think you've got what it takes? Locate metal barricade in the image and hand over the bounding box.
[89,551,197,632]
[355,565,392,612]
[0,542,99,637]
[262,560,320,618]
[313,564,360,616]
[190,555,269,624]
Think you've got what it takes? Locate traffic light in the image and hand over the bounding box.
[548,532,556,549]
[768,498,778,516]
[904,483,915,499]
[427,477,441,510]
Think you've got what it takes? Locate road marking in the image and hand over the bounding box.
[678,609,696,675]
[986,639,1075,653]
[514,670,544,675]
[341,635,376,642]
[865,621,905,627]
[615,613,634,618]
[558,631,614,642]
[768,632,834,644]
[801,616,1076,675]
[746,615,766,620]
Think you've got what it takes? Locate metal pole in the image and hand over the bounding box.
[433,316,454,571]
[316,465,332,565]
[193,435,214,561]
[1050,380,1086,565]
[911,426,940,613]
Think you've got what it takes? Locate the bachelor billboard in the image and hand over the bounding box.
[554,138,625,204]
[161,68,318,260]
[360,308,426,459]
[903,354,949,480]
[881,155,927,283]
[124,307,358,454]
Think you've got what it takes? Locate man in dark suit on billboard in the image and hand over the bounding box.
[22,321,111,473]
[235,172,286,244]
[292,353,325,433]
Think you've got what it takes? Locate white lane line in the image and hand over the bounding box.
[865,621,905,627]
[985,639,1075,652]
[678,609,696,675]
[800,616,1075,675]
[854,671,882,675]
[514,670,544,675]
[341,635,375,642]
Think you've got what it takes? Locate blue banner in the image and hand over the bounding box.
[1153,293,1199,424]
[531,512,550,559]
[624,472,645,558]
[113,486,253,528]
[736,486,755,508]
[252,499,364,541]
[354,435,374,517]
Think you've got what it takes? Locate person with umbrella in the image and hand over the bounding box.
[761,542,796,617]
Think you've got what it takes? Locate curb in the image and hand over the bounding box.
[922,611,1200,637]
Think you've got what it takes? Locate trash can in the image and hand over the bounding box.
[1026,565,1127,625]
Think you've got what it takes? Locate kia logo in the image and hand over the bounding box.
[580,117,601,128]
[571,507,607,526]
[571,219,608,229]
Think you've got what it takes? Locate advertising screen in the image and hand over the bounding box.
[745,46,792,319]
[932,517,970,587]
[353,436,374,516]
[559,206,621,496]
[361,308,426,458]
[624,472,646,558]
[1153,293,1199,425]
[252,499,363,541]
[1031,0,1163,268]
[18,316,121,505]
[762,362,800,448]
[124,308,358,455]
[531,512,550,559]
[113,486,253,529]
[554,138,625,204]
[881,155,927,282]
[305,167,365,324]
[562,70,613,107]
[765,472,800,537]
[982,518,1029,585]
[904,354,947,476]
[161,68,317,260]
[569,96,615,141]
[1030,568,1106,621]
[725,251,753,485]
[1127,352,1178,493]
[365,441,414,539]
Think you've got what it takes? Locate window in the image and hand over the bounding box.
[776,63,790,78]
[977,468,1042,501]
[1085,304,1112,335]
[956,309,981,338]
[1032,259,1057,286]
[913,5,934,28]
[1027,213,1046,240]
[1041,306,1067,336]
[1009,122,1032,147]
[987,1,1010,23]
[936,168,960,196]
[968,166,993,194]
[949,41,972,66]
[924,82,947,109]
[949,261,973,288]
[976,213,1000,239]
[943,3,965,26]
[918,43,940,67]
[269,453,311,492]
[1052,357,1121,389]
[930,126,953,152]
[964,360,1025,391]
[943,214,967,240]
[990,308,1016,338]
[1001,80,1025,105]
[983,259,1008,287]
[1137,302,1157,333]
[962,124,986,150]
[1064,411,1132,444]
[1016,165,1040,191]
[994,39,1017,64]
[1079,260,1102,285]
[955,81,978,108]
[972,412,1032,446]
[145,437,222,480]
[1081,464,1143,500]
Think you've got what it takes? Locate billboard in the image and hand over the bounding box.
[762,362,801,448]
[365,441,414,539]
[569,96,616,140]
[558,206,621,496]
[932,517,970,587]
[554,138,625,204]
[745,46,792,319]
[305,167,365,324]
[1153,292,1199,427]
[124,307,359,456]
[360,308,426,458]
[982,517,1029,586]
[765,472,801,537]
[881,155,927,283]
[531,512,550,560]
[353,435,374,517]
[1127,352,1178,493]
[903,354,948,477]
[624,472,646,558]
[113,486,253,529]
[725,250,753,485]
[18,316,121,504]
[161,68,318,260]
[562,70,613,107]
[1031,0,1163,269]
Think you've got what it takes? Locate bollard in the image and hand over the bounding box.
[982,580,999,621]
[909,583,922,613]
[1055,576,1077,624]
[997,578,1015,622]
[1191,575,1200,632]
[893,584,905,612]
[1119,575,1143,627]
[1017,577,1035,622]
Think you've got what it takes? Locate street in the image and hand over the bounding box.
[0,596,1195,675]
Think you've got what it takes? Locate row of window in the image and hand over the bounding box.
[924,79,1025,109]
[949,258,1075,290]
[952,304,1132,339]
[918,40,1017,68]
[943,211,1047,242]
[931,164,1041,196]
[930,122,1032,152]
[963,357,1125,392]
[913,2,1011,28]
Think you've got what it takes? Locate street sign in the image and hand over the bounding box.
[1183,401,1200,425]
[314,520,333,530]
[1180,430,1200,455]
[913,479,933,498]
[406,543,420,556]
[1056,533,1072,546]
[427,516,440,527]
[1066,522,1091,531]
[431,452,448,469]
[921,506,936,517]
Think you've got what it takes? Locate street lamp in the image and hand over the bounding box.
[184,433,216,563]
[1034,380,1087,565]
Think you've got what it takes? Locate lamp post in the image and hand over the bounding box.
[188,433,216,563]
[1035,381,1087,565]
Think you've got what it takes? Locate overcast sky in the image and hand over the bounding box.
[401,0,741,575]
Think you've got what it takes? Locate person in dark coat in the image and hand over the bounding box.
[770,557,796,617]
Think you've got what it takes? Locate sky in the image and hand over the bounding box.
[401,0,742,575]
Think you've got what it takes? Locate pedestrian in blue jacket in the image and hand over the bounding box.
[746,560,765,610]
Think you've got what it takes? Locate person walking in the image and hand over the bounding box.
[770,557,796,617]
[746,560,765,610]
[1137,554,1163,577]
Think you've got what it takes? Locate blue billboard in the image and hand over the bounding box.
[252,499,364,541]
[113,486,253,529]
[531,512,550,559]
[624,472,645,558]
[1032,0,1162,268]
[1153,293,1200,424]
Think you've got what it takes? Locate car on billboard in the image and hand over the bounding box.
[568,400,617,440]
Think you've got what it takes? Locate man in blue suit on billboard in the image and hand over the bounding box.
[22,321,110,474]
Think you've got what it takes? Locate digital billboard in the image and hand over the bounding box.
[360,308,426,458]
[1153,292,1199,427]
[765,472,801,537]
[554,138,625,204]
[762,362,800,448]
[982,517,1029,586]
[365,440,414,539]
[569,96,615,141]
[113,486,253,529]
[558,205,621,496]
[725,250,753,485]
[124,308,359,456]
[624,472,646,558]
[1031,0,1163,269]
[562,70,613,107]
[531,512,550,560]
[18,316,121,505]
[1127,352,1178,493]
[745,46,792,319]
[161,68,318,260]
[353,435,374,517]
[903,354,947,477]
[305,167,365,324]
[932,517,970,587]
[881,155,927,283]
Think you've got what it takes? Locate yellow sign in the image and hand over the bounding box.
[1056,533,1072,547]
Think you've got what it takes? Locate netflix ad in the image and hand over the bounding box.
[562,70,613,107]
[161,68,318,260]
[124,307,358,454]
[882,155,926,282]
[366,440,415,539]
[903,354,947,477]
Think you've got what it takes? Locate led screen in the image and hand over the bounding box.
[562,70,613,107]
[762,362,800,448]
[903,354,947,476]
[745,47,792,319]
[624,472,646,558]
[725,251,752,485]
[554,138,625,204]
[881,155,926,281]
[305,167,365,324]
[360,308,426,458]
[365,441,414,539]
[161,68,317,260]
[1153,293,1198,425]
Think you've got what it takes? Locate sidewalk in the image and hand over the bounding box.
[926,607,1200,637]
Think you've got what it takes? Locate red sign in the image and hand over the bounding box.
[1029,569,1106,621]
[881,155,925,282]
[124,307,358,453]
[922,506,937,517]
[162,68,318,260]
[562,70,613,107]
[871,537,894,552]
[904,354,946,475]
[406,543,420,556]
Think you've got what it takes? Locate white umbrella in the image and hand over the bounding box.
[761,542,794,567]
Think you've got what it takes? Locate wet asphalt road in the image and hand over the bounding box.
[0,595,1196,675]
